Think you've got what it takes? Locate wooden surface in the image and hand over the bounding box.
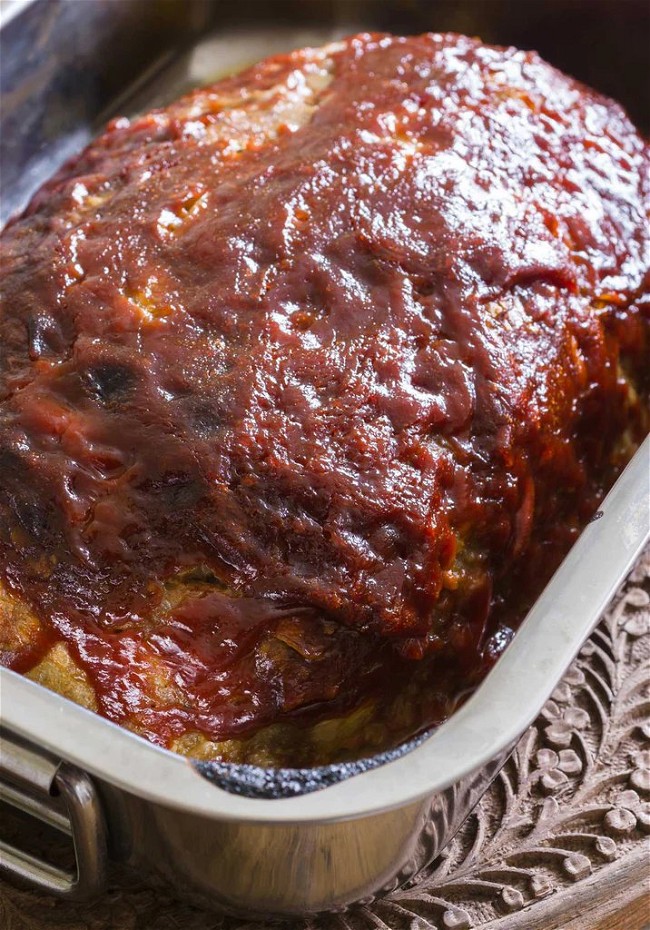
[1,548,649,930]
[589,893,649,930]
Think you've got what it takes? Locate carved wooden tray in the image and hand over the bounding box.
[2,549,649,930]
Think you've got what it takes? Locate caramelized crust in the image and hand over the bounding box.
[0,33,648,764]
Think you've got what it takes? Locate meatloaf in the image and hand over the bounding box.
[1,33,648,766]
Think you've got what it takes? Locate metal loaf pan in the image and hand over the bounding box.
[0,0,648,917]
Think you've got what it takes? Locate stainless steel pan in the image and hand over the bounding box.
[1,0,648,916]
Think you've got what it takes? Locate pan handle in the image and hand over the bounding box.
[0,730,108,900]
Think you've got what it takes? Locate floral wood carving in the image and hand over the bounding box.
[1,549,649,930]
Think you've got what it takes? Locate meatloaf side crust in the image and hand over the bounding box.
[1,33,648,766]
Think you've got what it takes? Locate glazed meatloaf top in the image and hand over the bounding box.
[1,33,648,765]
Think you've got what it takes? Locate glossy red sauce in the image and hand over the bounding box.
[0,33,648,752]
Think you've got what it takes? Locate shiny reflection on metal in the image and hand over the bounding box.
[132,751,511,916]
[0,0,649,915]
[0,732,108,900]
[195,730,431,799]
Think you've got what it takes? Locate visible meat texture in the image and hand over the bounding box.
[0,33,648,763]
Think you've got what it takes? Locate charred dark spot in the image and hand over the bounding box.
[84,363,137,404]
[188,400,226,438]
[148,471,204,509]
[370,522,411,559]
[172,565,228,587]
[413,277,437,299]
[0,449,56,546]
